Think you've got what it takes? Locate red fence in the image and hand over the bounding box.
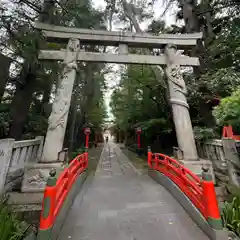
[148,151,221,227]
[39,152,88,230]
[222,126,240,140]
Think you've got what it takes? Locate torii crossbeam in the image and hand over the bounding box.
[37,22,202,163]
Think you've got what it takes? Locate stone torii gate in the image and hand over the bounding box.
[36,22,202,163]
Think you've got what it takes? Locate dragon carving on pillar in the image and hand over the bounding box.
[48,38,80,131]
[165,44,187,95]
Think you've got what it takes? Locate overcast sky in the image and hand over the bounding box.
[91,0,178,121]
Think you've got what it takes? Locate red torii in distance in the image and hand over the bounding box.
[136,127,142,149]
[84,127,91,150]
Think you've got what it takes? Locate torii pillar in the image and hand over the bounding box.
[41,38,80,162]
[165,44,198,161]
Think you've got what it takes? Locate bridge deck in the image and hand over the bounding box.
[59,142,209,240]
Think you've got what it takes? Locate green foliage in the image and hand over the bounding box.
[58,0,105,29]
[110,64,168,131]
[135,118,171,138]
[136,118,167,130]
[222,195,240,236]
[0,0,107,142]
[193,126,219,140]
[0,195,29,240]
[177,0,240,128]
[0,100,48,139]
[71,148,85,160]
[213,89,240,130]
[110,63,173,149]
[200,69,240,98]
[85,74,108,130]
[23,113,48,139]
[0,103,11,138]
[210,13,240,71]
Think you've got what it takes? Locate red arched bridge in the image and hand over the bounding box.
[36,142,227,240]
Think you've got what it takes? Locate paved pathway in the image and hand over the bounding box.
[59,142,209,240]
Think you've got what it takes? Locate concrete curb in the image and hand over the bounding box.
[37,170,88,240]
[52,171,88,239]
[148,169,229,240]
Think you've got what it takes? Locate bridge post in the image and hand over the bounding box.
[41,38,80,162]
[0,138,15,193]
[165,44,198,161]
[148,146,152,167]
[201,166,222,230]
[38,168,57,239]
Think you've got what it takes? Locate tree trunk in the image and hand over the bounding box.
[8,0,55,139]
[198,100,216,127]
[121,0,141,32]
[39,0,55,24]
[72,64,95,149]
[0,54,11,102]
[9,73,36,140]
[121,0,165,85]
[74,113,86,150]
[68,97,78,154]
[179,0,199,33]
[67,72,82,155]
[179,0,215,125]
[179,0,209,74]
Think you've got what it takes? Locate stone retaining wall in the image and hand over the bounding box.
[196,138,240,187]
[0,136,44,193]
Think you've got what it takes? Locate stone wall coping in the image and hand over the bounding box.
[13,139,42,149]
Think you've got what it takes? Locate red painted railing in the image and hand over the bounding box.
[148,151,221,225]
[39,152,88,230]
[222,126,240,140]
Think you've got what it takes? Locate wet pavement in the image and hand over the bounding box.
[58,142,209,240]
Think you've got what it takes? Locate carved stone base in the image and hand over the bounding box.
[180,159,216,184]
[21,162,63,193]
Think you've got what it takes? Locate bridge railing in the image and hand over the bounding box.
[148,149,222,231]
[37,152,88,239]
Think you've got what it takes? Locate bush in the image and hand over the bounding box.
[193,126,219,140]
[222,195,240,236]
[71,147,85,160]
[213,89,240,130]
[0,195,30,240]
